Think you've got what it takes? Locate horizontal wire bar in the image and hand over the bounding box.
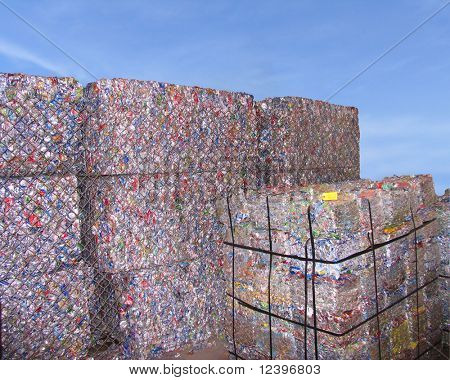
[227,292,321,331]
[0,166,358,181]
[227,276,439,338]
[228,350,246,360]
[224,219,436,265]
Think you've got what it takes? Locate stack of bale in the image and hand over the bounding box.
[0,74,363,359]
[218,174,442,359]
[81,78,259,359]
[81,79,361,358]
[0,73,94,359]
[3,73,443,361]
[255,97,360,187]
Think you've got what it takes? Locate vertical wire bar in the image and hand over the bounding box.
[226,196,237,358]
[266,196,274,360]
[307,206,319,360]
[367,200,382,359]
[410,205,421,358]
[304,243,309,360]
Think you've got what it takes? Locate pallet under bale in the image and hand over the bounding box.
[218,175,442,359]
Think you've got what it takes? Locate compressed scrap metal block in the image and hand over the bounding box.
[437,189,450,275]
[88,173,226,272]
[81,172,228,355]
[436,189,449,333]
[366,175,438,235]
[83,78,258,180]
[0,264,94,359]
[0,175,82,278]
[113,256,224,359]
[219,175,440,359]
[223,245,432,359]
[218,175,437,259]
[83,171,230,349]
[0,73,84,176]
[256,97,360,187]
[228,293,440,360]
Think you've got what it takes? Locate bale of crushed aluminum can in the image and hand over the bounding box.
[436,189,449,336]
[83,78,258,181]
[0,175,82,278]
[81,78,259,358]
[218,175,441,359]
[83,172,227,357]
[0,73,84,176]
[112,256,224,359]
[256,97,360,188]
[0,264,94,359]
[0,175,93,359]
[218,175,437,261]
[87,173,225,272]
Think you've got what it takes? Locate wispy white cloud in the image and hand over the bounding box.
[361,114,449,139]
[0,38,66,75]
[360,114,449,194]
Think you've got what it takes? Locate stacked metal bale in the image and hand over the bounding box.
[218,175,441,359]
[0,73,363,359]
[81,78,260,358]
[5,72,442,361]
[256,97,360,188]
[81,79,365,358]
[0,73,93,359]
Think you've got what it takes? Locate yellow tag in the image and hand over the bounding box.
[322,192,338,201]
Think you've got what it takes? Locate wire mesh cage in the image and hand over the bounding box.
[0,74,262,359]
[221,180,448,360]
[4,73,444,361]
[0,74,245,359]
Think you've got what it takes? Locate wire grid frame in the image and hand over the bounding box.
[0,75,118,359]
[224,194,448,360]
[0,75,445,360]
[0,74,259,359]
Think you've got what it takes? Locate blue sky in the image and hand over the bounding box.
[0,0,449,193]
